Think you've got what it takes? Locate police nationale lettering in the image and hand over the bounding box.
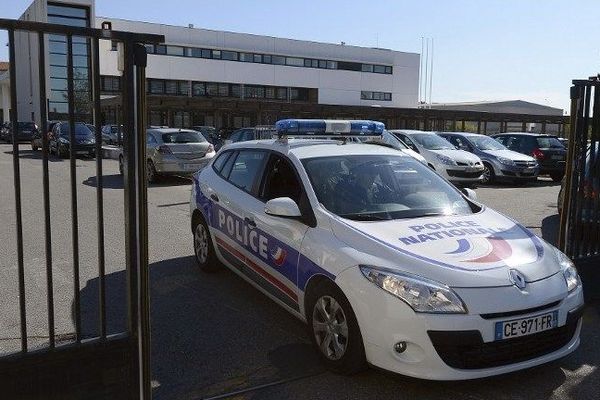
[218,209,268,259]
[399,220,504,245]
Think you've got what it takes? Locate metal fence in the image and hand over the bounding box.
[0,18,162,399]
[559,76,600,263]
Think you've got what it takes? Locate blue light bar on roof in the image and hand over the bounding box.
[275,119,385,136]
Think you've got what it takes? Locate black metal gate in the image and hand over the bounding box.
[0,18,162,399]
[559,76,600,295]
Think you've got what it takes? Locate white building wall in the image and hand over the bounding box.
[96,17,420,108]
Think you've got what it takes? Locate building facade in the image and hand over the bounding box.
[12,0,419,129]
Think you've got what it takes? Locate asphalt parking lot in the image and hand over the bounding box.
[0,143,598,400]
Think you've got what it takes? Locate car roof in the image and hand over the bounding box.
[388,129,428,135]
[220,139,409,160]
[492,132,559,138]
[148,128,197,133]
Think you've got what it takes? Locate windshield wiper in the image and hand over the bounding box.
[340,212,390,221]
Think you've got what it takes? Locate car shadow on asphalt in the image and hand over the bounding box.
[78,255,323,400]
[2,148,95,162]
[480,178,561,190]
[82,174,192,190]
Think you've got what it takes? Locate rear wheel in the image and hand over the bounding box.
[306,280,366,375]
[481,162,495,184]
[550,171,564,182]
[193,216,220,272]
[147,159,158,183]
[31,142,39,151]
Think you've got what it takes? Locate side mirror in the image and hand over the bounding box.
[461,187,477,201]
[265,197,302,218]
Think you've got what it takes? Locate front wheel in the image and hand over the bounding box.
[306,280,366,375]
[147,160,158,183]
[193,217,220,272]
[481,163,495,184]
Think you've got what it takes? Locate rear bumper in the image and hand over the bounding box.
[154,154,214,175]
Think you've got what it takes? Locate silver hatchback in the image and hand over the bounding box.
[119,128,216,182]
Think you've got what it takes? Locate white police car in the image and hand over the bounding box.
[190,119,584,380]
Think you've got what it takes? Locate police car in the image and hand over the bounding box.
[190,119,584,380]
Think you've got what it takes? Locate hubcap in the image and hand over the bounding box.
[312,296,348,360]
[194,224,209,264]
[482,165,491,183]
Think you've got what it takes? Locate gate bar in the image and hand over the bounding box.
[66,34,82,342]
[38,31,55,348]
[92,36,107,339]
[8,28,27,353]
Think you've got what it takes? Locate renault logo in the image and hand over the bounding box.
[509,269,527,290]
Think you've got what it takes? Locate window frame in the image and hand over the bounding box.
[222,149,269,196]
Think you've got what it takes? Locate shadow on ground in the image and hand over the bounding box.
[82,174,191,190]
[78,254,600,400]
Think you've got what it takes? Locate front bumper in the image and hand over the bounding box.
[441,166,484,182]
[494,162,539,180]
[336,267,584,380]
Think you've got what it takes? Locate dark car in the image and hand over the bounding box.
[101,124,124,145]
[191,125,224,150]
[225,126,276,145]
[49,122,96,158]
[31,121,60,151]
[0,121,39,143]
[492,133,567,181]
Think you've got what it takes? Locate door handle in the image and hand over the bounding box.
[210,193,219,202]
[244,217,256,227]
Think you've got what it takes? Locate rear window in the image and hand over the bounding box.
[161,131,206,144]
[18,122,36,130]
[536,137,564,149]
[60,123,92,137]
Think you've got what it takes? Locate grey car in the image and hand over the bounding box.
[118,128,216,183]
[438,132,539,184]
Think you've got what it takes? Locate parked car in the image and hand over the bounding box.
[558,142,599,217]
[364,130,427,165]
[119,128,216,182]
[389,130,484,185]
[492,133,566,182]
[0,121,39,143]
[190,118,584,380]
[31,121,60,151]
[49,122,96,158]
[191,126,224,150]
[101,124,124,145]
[226,126,277,145]
[437,132,539,184]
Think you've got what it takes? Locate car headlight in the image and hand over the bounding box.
[58,137,69,144]
[359,266,467,314]
[554,248,581,293]
[496,156,515,166]
[435,154,456,166]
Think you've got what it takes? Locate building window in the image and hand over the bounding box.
[327,61,337,69]
[361,91,392,101]
[148,79,164,94]
[165,80,177,95]
[166,46,184,56]
[218,83,229,97]
[178,81,190,96]
[192,82,205,96]
[337,61,362,71]
[286,57,304,67]
[265,87,275,99]
[272,55,285,65]
[221,50,238,61]
[173,111,190,128]
[244,85,264,98]
[230,84,241,98]
[276,87,287,100]
[263,55,272,64]
[211,50,221,59]
[385,66,393,74]
[361,64,373,73]
[290,88,308,101]
[100,76,120,92]
[155,45,167,55]
[144,44,155,54]
[373,65,386,74]
[239,53,253,62]
[253,54,262,63]
[206,82,218,96]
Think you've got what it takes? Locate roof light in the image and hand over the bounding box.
[275,119,384,137]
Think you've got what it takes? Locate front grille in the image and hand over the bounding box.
[515,160,537,167]
[447,169,483,178]
[480,300,561,320]
[428,307,582,370]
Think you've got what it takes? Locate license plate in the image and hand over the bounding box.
[183,164,199,171]
[76,150,88,155]
[524,167,535,172]
[551,155,564,160]
[495,310,558,341]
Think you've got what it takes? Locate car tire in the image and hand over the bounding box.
[118,155,124,176]
[306,280,366,375]
[192,215,221,272]
[57,144,67,159]
[550,172,564,182]
[31,143,39,151]
[147,159,158,183]
[481,162,495,184]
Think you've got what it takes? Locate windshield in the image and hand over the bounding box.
[110,126,122,133]
[536,137,564,149]
[302,154,474,221]
[471,136,507,151]
[60,123,93,137]
[18,122,36,130]
[381,131,409,149]
[161,131,206,144]
[410,134,456,150]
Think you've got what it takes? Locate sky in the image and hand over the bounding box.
[1,0,599,112]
